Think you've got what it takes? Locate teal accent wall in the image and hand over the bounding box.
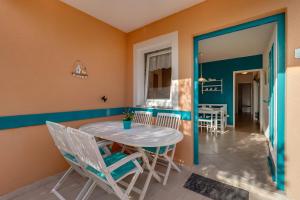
[0,107,126,130]
[199,54,263,125]
[0,107,191,130]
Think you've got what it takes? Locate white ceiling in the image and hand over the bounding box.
[199,23,275,63]
[60,0,206,32]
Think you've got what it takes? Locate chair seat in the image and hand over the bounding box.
[143,144,175,155]
[86,152,140,181]
[63,146,108,163]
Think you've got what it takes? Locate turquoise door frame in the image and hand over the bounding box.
[269,44,275,147]
[193,13,286,190]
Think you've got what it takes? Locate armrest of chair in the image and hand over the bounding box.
[108,152,143,172]
[97,140,113,155]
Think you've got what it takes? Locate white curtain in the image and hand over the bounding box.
[149,52,171,71]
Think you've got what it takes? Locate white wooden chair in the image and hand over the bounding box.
[143,113,181,185]
[122,111,153,153]
[67,127,143,200]
[133,111,153,125]
[199,104,228,132]
[46,121,112,200]
[198,116,214,132]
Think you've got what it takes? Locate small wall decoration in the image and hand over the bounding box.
[101,96,108,102]
[72,60,88,79]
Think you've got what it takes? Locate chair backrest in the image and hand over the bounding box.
[155,113,181,130]
[46,121,73,156]
[133,111,153,125]
[199,104,227,115]
[67,127,105,172]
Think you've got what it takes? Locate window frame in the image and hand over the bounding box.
[144,49,172,102]
[133,31,178,108]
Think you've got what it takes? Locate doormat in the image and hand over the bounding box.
[184,173,249,200]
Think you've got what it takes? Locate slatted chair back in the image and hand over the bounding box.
[67,127,106,172]
[68,127,143,200]
[133,111,153,125]
[146,113,182,185]
[46,121,73,156]
[155,113,181,130]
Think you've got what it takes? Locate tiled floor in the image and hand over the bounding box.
[194,114,284,199]
[2,117,287,200]
[2,167,212,200]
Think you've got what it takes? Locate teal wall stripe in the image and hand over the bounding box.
[0,107,192,130]
[0,107,126,130]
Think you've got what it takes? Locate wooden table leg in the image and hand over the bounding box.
[220,111,224,133]
[214,113,218,133]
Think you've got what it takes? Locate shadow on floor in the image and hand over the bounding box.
[196,114,280,198]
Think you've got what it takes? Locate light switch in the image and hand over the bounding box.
[295,48,300,59]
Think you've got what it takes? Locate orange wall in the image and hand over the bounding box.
[127,0,300,199]
[0,0,127,195]
[1,0,300,198]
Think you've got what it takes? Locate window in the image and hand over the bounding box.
[133,31,178,108]
[145,48,172,101]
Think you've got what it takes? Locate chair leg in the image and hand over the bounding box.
[111,181,129,200]
[138,148,161,200]
[81,181,97,200]
[125,171,140,197]
[168,147,181,172]
[121,145,126,153]
[51,167,74,200]
[75,178,93,200]
[206,122,209,133]
[70,162,86,177]
[162,156,172,186]
[97,178,115,194]
[170,160,181,172]
[162,146,180,185]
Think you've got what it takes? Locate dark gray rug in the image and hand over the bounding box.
[184,173,249,200]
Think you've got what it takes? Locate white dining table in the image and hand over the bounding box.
[80,121,183,200]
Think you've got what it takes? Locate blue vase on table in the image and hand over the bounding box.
[123,120,132,129]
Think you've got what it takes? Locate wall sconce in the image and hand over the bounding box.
[72,60,88,79]
[101,96,108,102]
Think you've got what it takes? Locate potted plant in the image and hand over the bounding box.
[123,110,134,129]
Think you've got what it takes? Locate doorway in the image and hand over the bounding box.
[193,14,286,191]
[233,70,262,131]
[238,83,252,114]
